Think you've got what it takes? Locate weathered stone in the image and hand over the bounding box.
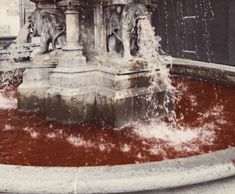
[17,0,170,128]
[45,87,96,123]
[171,58,235,87]
[96,91,172,128]
[30,8,66,54]
[17,53,57,112]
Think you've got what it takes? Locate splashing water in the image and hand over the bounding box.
[137,16,172,88]
[8,22,32,62]
[135,16,175,119]
[131,119,215,151]
[0,94,17,110]
[0,88,17,110]
[0,71,21,110]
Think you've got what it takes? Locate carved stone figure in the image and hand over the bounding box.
[30,8,66,54]
[121,2,148,58]
[105,6,124,56]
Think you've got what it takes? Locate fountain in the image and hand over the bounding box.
[17,0,172,128]
[0,0,235,193]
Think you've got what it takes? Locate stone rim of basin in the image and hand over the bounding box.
[0,147,234,194]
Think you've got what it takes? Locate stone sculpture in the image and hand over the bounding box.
[106,5,124,56]
[121,2,148,58]
[30,8,66,54]
[105,2,149,58]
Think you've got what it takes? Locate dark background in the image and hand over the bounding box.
[152,0,235,66]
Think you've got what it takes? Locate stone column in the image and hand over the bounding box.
[54,1,86,69]
[94,5,106,54]
[45,0,96,124]
[63,9,83,51]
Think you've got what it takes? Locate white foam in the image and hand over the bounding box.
[2,124,14,131]
[23,127,39,139]
[120,144,131,153]
[67,135,94,148]
[0,93,17,110]
[132,119,215,148]
[30,131,39,139]
[67,136,86,147]
[99,144,106,152]
[46,132,57,139]
[99,143,111,152]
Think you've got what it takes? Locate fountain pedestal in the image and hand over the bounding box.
[96,59,171,127]
[62,9,82,51]
[44,1,97,123]
[17,52,60,112]
[45,51,97,123]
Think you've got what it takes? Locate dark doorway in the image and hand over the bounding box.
[152,0,214,62]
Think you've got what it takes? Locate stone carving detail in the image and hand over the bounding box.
[66,0,81,10]
[105,2,149,58]
[121,2,148,58]
[30,8,66,54]
[57,0,82,10]
[105,5,124,56]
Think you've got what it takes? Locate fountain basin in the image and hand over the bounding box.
[0,59,235,193]
[1,0,234,191]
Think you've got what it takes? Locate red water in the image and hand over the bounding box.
[0,77,234,167]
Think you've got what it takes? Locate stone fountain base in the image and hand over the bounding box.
[18,53,173,128]
[95,61,172,127]
[17,53,58,112]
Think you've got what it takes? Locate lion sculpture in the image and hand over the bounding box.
[30,8,66,54]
